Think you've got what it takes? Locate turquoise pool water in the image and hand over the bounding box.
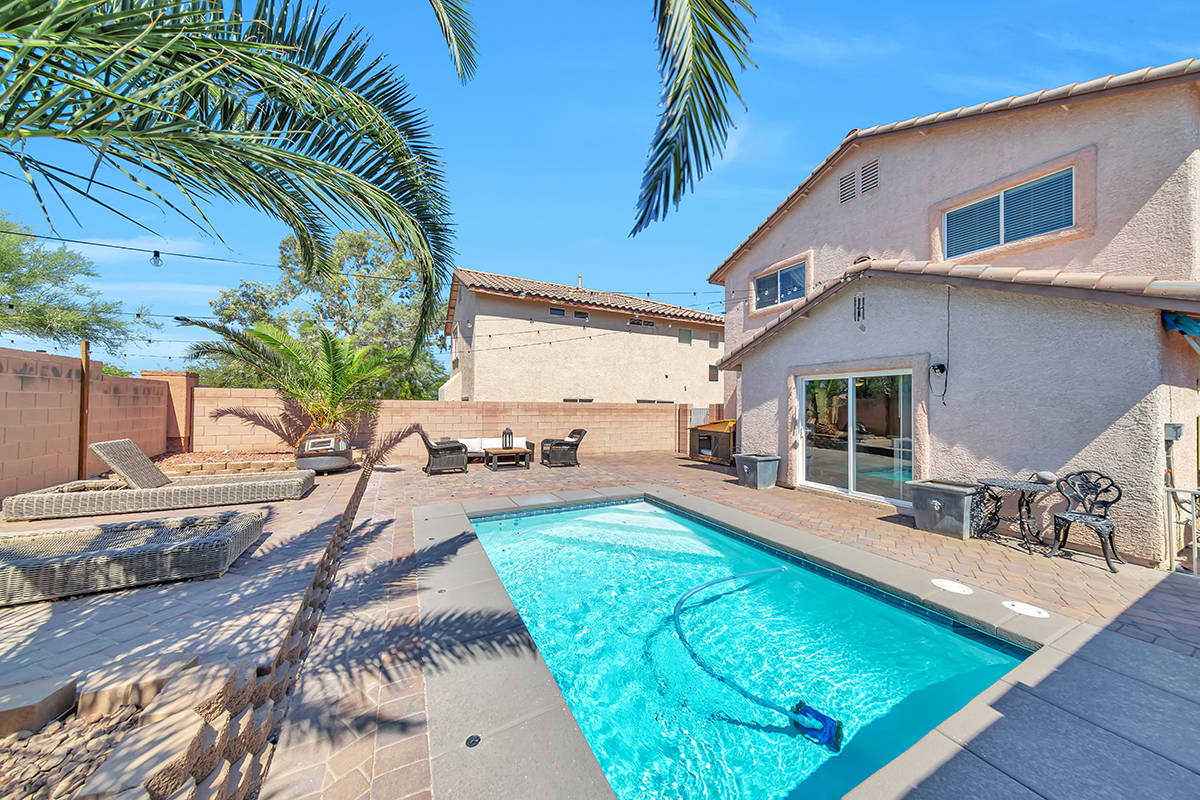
[471,500,1024,799]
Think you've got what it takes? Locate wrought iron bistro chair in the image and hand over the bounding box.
[541,429,587,467]
[418,430,468,475]
[1046,470,1124,572]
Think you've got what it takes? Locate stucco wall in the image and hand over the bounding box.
[192,389,682,458]
[719,83,1200,353]
[735,278,1182,565]
[448,293,725,405]
[0,347,168,499]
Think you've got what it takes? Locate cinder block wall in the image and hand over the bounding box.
[192,389,682,458]
[0,347,168,499]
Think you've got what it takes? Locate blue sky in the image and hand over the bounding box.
[4,0,1199,372]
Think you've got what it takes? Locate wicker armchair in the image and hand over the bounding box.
[540,429,587,467]
[419,430,468,475]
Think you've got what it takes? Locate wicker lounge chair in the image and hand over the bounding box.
[0,511,263,606]
[1,439,314,521]
[419,430,468,474]
[541,429,587,467]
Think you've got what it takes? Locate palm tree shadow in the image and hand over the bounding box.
[284,529,536,745]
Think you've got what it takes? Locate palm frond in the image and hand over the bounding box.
[0,0,462,347]
[632,0,755,235]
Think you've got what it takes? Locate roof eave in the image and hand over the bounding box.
[707,62,1200,285]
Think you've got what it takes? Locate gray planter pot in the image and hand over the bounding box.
[907,479,980,539]
[733,453,781,490]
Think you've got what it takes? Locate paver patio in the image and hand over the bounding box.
[258,452,1200,799]
[2,451,1198,799]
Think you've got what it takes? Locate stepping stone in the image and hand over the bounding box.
[0,675,77,736]
[78,654,200,717]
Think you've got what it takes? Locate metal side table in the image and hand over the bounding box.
[972,477,1056,551]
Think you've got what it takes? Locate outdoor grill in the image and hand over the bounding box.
[689,419,736,466]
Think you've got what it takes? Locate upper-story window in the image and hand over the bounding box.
[549,307,566,317]
[754,261,806,310]
[629,318,655,327]
[574,310,589,321]
[709,331,720,349]
[677,328,692,346]
[944,167,1074,258]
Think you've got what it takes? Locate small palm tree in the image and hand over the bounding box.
[183,319,395,443]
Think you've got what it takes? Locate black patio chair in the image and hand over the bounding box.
[541,429,587,467]
[1046,470,1124,572]
[418,430,468,475]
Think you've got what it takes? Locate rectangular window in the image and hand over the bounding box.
[754,261,806,310]
[574,310,589,321]
[629,318,655,327]
[709,331,720,349]
[563,397,593,403]
[549,307,565,317]
[944,167,1074,258]
[708,365,719,382]
[678,328,692,346]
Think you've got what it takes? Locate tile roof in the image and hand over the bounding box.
[708,58,1200,284]
[447,268,724,331]
[717,258,1200,368]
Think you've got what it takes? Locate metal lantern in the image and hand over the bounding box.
[502,427,514,449]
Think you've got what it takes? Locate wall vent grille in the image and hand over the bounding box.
[839,172,857,204]
[861,160,879,193]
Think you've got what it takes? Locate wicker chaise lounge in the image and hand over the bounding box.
[0,511,264,606]
[1,439,315,521]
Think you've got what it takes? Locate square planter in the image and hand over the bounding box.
[733,454,780,490]
[906,480,980,539]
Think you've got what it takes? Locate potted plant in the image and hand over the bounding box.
[184,321,397,473]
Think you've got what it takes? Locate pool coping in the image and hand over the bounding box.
[412,484,1088,799]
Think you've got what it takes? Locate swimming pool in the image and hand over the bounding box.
[471,499,1025,799]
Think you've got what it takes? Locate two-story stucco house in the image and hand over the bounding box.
[711,59,1200,567]
[439,269,726,407]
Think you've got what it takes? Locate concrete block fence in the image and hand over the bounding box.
[0,345,693,504]
[191,388,688,461]
[0,347,167,500]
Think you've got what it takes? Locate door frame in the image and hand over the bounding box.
[796,368,915,507]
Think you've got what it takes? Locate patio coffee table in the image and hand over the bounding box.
[972,477,1057,551]
[484,447,532,471]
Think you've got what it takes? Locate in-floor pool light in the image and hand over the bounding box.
[673,567,845,754]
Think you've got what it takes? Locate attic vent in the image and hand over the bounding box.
[853,292,866,322]
[839,172,857,204]
[861,160,879,193]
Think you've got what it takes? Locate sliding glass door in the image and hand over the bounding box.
[800,372,913,503]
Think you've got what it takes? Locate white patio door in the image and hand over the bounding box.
[799,371,913,504]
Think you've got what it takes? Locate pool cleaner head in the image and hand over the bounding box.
[791,701,844,754]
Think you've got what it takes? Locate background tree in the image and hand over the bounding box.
[0,214,155,350]
[190,230,447,398]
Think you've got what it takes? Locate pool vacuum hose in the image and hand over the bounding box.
[672,567,845,754]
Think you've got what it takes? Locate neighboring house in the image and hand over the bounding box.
[439,269,725,406]
[710,59,1200,566]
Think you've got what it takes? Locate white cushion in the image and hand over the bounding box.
[481,437,504,449]
[563,437,578,443]
[513,436,527,448]
[457,437,483,452]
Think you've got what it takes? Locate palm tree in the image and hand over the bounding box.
[183,318,395,443]
[0,0,477,343]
